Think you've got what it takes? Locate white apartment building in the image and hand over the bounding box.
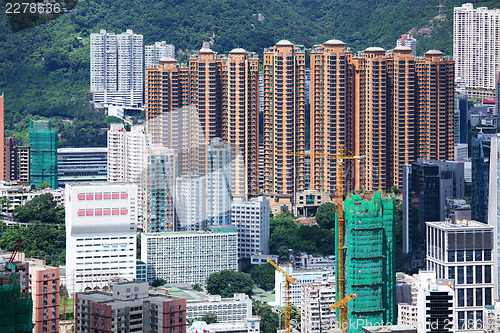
[65,182,137,295]
[90,29,144,107]
[145,41,175,68]
[416,271,455,333]
[301,275,336,333]
[107,123,151,183]
[274,266,332,308]
[175,172,206,231]
[231,196,270,259]
[187,293,252,323]
[189,318,260,333]
[139,146,177,233]
[484,300,500,333]
[396,273,418,327]
[488,135,500,300]
[426,220,494,330]
[0,184,63,215]
[207,138,232,226]
[141,226,238,284]
[396,34,417,57]
[454,4,500,100]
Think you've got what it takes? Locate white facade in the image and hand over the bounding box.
[488,135,500,299]
[300,275,336,333]
[107,123,151,183]
[274,266,332,308]
[65,183,137,296]
[90,29,144,107]
[141,226,238,284]
[187,293,252,323]
[454,4,500,97]
[231,196,270,259]
[175,172,206,231]
[484,300,500,333]
[145,41,175,68]
[188,318,260,333]
[426,220,495,331]
[416,271,455,333]
[396,34,417,57]
[207,138,232,226]
[455,144,468,161]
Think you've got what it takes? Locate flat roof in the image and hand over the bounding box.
[426,220,492,229]
[58,147,107,153]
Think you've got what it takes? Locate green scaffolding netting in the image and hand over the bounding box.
[336,192,396,333]
[0,273,34,333]
[29,119,58,189]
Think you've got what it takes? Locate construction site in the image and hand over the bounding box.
[336,192,396,333]
[29,119,58,189]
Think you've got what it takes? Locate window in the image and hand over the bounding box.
[466,288,474,307]
[466,266,473,284]
[457,251,464,262]
[466,250,473,261]
[448,267,455,280]
[484,250,492,261]
[475,249,482,261]
[485,288,492,305]
[476,266,482,284]
[457,289,464,307]
[457,266,464,284]
[448,251,455,262]
[485,265,491,283]
[476,288,483,307]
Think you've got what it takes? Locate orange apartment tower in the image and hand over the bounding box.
[386,46,416,189]
[310,40,355,194]
[263,40,306,196]
[415,50,455,161]
[220,48,260,199]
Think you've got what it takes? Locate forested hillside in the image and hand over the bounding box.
[0,0,498,143]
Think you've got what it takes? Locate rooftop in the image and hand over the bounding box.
[364,46,385,52]
[57,147,107,154]
[425,49,444,55]
[276,39,294,46]
[426,219,492,229]
[324,39,345,46]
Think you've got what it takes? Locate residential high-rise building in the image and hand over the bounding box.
[455,90,468,145]
[263,40,306,196]
[301,275,336,333]
[139,146,177,232]
[29,119,58,189]
[141,226,238,284]
[426,220,494,330]
[0,93,4,182]
[415,50,455,162]
[65,183,137,295]
[488,135,500,299]
[57,148,107,186]
[107,123,151,183]
[175,172,206,231]
[75,281,186,333]
[18,145,30,183]
[454,4,500,100]
[396,34,417,57]
[207,138,232,226]
[402,160,465,255]
[144,41,175,68]
[337,193,395,333]
[220,48,259,199]
[231,196,270,259]
[496,72,500,115]
[4,137,29,183]
[90,29,143,107]
[471,138,490,223]
[27,258,60,333]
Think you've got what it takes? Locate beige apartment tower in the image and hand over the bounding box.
[263,40,306,196]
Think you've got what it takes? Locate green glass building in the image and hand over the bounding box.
[29,119,58,189]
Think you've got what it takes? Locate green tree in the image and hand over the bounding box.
[250,263,275,291]
[252,300,279,333]
[151,278,167,287]
[192,283,202,292]
[14,193,63,224]
[199,313,217,324]
[315,202,336,229]
[37,182,51,190]
[0,197,12,212]
[206,270,254,298]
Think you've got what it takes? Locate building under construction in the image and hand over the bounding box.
[29,119,58,189]
[336,192,395,333]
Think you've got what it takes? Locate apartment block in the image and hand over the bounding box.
[145,41,175,68]
[396,34,417,57]
[426,220,494,330]
[263,40,306,196]
[75,281,186,333]
[27,258,60,333]
[175,172,206,231]
[57,148,107,186]
[231,196,270,259]
[65,183,137,295]
[139,146,177,232]
[454,4,500,100]
[141,226,237,284]
[4,137,30,183]
[207,138,232,226]
[90,29,143,107]
[186,293,252,323]
[301,275,336,333]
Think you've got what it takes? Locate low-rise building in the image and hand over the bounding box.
[141,226,238,284]
[484,300,500,333]
[187,293,252,323]
[75,281,186,332]
[57,148,108,186]
[0,184,64,215]
[301,275,336,333]
[188,318,260,333]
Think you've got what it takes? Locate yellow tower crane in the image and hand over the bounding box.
[335,146,365,329]
[266,257,298,333]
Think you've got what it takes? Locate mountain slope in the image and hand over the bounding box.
[0,0,497,132]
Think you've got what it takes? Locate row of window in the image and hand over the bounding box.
[77,192,128,200]
[77,208,128,216]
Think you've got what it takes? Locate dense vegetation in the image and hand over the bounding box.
[1,0,499,140]
[206,270,254,298]
[0,194,65,266]
[270,211,335,261]
[250,262,275,291]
